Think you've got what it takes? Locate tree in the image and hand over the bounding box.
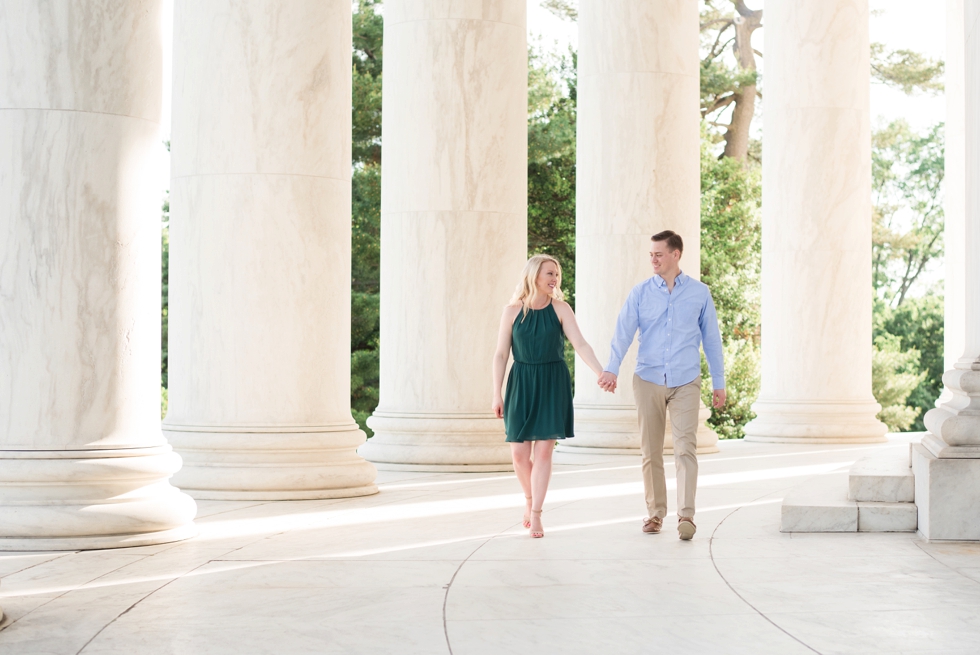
[699,1,763,162]
[528,45,577,307]
[698,125,762,439]
[871,43,944,95]
[161,141,170,419]
[541,0,577,21]
[872,120,945,306]
[350,0,384,435]
[874,295,944,431]
[161,188,169,420]
[872,333,926,432]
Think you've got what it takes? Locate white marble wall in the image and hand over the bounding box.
[360,0,527,470]
[0,1,196,549]
[164,0,377,498]
[744,0,888,443]
[565,0,717,455]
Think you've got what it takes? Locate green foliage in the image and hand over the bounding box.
[350,0,384,435]
[351,293,380,436]
[352,0,383,165]
[540,0,577,21]
[528,46,578,306]
[352,163,381,294]
[872,120,944,305]
[698,125,763,439]
[874,295,944,431]
[869,119,945,432]
[701,339,761,440]
[161,141,170,419]
[161,218,169,420]
[872,333,927,432]
[871,43,945,95]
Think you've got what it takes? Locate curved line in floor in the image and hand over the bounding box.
[440,525,514,655]
[440,498,582,655]
[707,489,823,655]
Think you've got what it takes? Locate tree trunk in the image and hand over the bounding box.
[722,2,762,161]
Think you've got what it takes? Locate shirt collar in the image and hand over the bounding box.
[653,271,688,288]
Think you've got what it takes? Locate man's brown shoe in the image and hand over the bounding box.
[678,517,696,540]
[642,517,662,534]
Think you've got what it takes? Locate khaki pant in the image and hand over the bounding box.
[633,375,701,520]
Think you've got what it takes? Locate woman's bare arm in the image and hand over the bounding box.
[492,305,521,418]
[553,301,605,377]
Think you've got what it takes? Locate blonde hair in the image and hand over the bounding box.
[509,254,565,319]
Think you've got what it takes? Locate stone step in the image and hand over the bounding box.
[847,450,915,503]
[781,472,917,533]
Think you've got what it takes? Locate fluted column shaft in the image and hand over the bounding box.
[744,0,887,443]
[564,0,717,455]
[164,0,377,499]
[361,1,527,471]
[0,1,196,549]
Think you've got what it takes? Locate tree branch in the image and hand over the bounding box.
[707,94,737,115]
[700,18,734,32]
[733,0,763,21]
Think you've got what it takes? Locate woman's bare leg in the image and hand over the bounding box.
[511,442,533,525]
[529,440,555,534]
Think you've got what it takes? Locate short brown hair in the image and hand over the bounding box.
[651,230,683,253]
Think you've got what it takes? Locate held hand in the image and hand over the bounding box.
[597,371,618,393]
[712,389,727,409]
[492,396,504,419]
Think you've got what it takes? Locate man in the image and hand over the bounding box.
[597,230,726,541]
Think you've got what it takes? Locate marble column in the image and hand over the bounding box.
[360,1,527,471]
[0,1,197,549]
[911,0,980,540]
[743,0,888,443]
[943,0,967,401]
[164,0,377,499]
[561,0,718,456]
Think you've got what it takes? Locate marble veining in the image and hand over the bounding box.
[0,2,162,120]
[364,0,527,468]
[746,0,887,443]
[2,441,979,653]
[171,0,351,179]
[0,0,195,550]
[566,1,716,454]
[165,0,376,498]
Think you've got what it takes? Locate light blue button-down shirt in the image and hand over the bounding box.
[605,272,726,390]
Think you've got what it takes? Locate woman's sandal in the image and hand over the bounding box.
[523,497,532,529]
[530,509,544,538]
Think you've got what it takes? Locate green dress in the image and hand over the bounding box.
[504,301,574,442]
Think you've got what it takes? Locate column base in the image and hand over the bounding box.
[557,404,720,455]
[912,441,980,540]
[0,446,197,552]
[361,412,513,472]
[744,400,888,443]
[165,424,378,500]
[0,525,198,552]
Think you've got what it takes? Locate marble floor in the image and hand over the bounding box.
[2,438,980,655]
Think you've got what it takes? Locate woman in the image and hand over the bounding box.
[492,255,606,538]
